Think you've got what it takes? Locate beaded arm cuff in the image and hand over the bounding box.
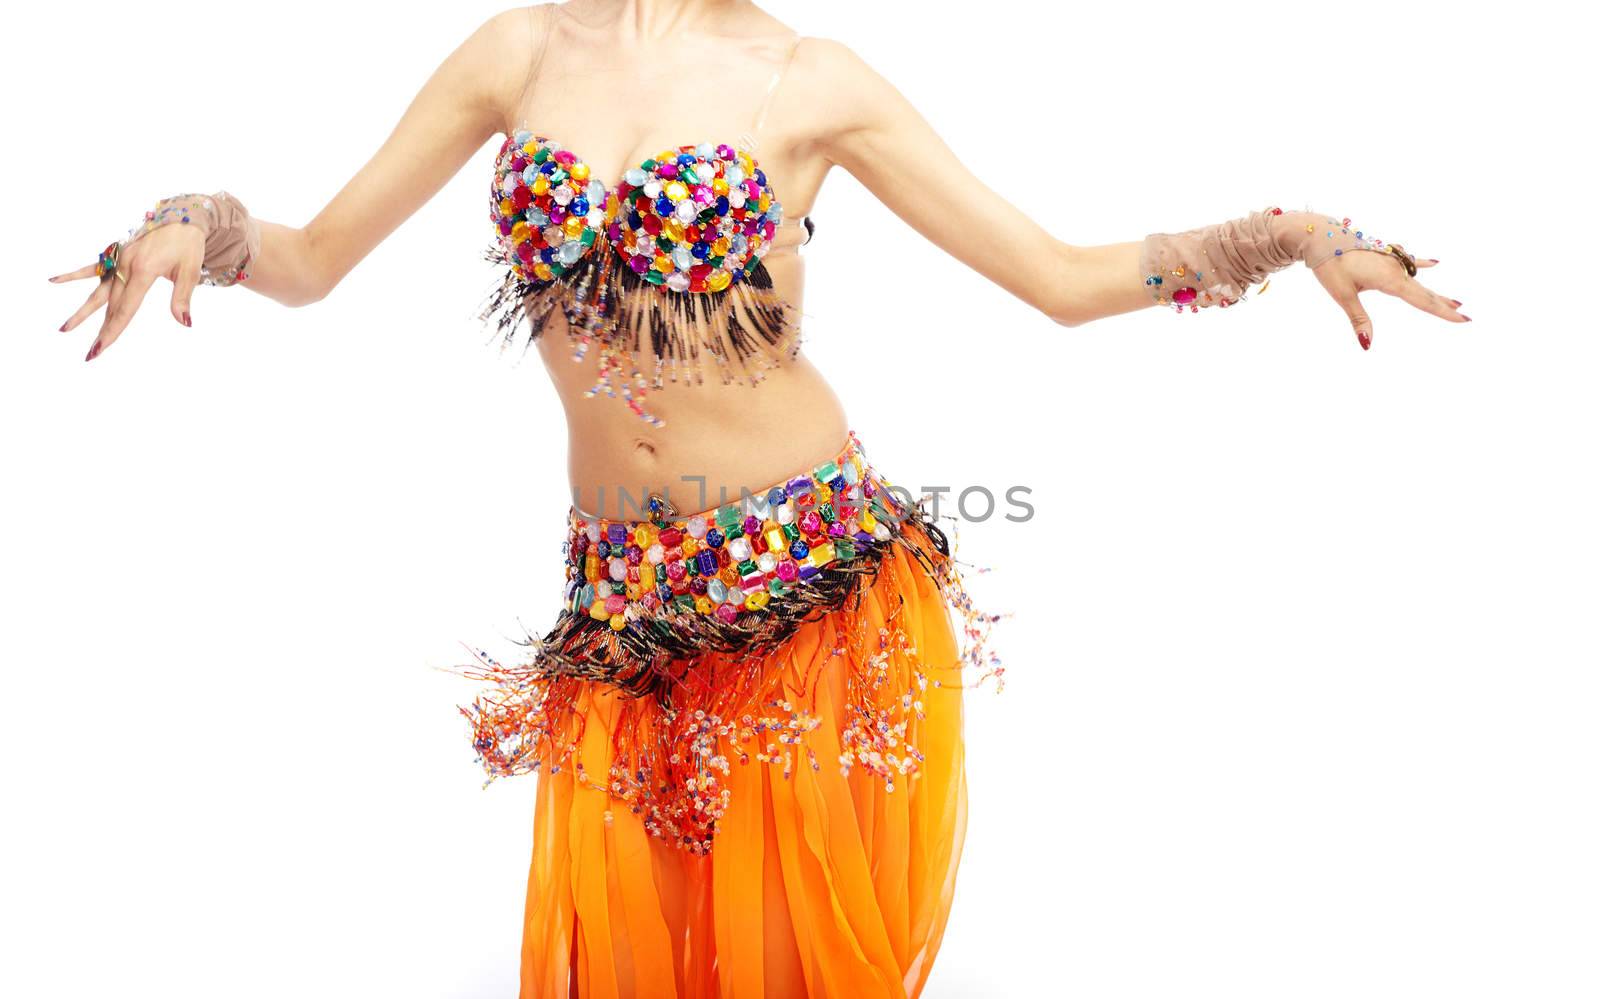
[1139,207,1393,312]
[122,191,262,287]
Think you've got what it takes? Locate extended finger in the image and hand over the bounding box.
[48,262,102,284]
[60,279,111,333]
[87,268,157,361]
[169,255,198,327]
[1314,264,1375,349]
[1381,275,1469,323]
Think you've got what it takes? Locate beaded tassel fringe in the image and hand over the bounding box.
[478,245,802,405]
[456,501,1004,854]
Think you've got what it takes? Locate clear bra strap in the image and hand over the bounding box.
[750,34,804,140]
[513,5,558,132]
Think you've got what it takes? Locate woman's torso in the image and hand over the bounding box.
[501,2,847,516]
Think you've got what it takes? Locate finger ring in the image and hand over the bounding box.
[1385,243,1418,278]
[95,241,128,283]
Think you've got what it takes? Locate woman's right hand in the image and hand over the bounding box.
[49,221,204,361]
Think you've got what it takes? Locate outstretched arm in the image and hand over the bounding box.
[809,39,1466,345]
[53,7,540,355]
[807,36,1145,328]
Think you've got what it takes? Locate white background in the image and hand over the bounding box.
[3,2,1597,996]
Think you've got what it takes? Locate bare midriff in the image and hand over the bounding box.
[537,225,849,520]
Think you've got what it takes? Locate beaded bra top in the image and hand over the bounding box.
[481,21,812,427]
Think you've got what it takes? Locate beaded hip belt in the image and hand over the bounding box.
[539,431,948,695]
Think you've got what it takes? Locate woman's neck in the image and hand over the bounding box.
[561,0,751,40]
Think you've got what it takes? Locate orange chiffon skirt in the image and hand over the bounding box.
[516,534,969,999]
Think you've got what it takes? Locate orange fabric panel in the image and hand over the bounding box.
[517,539,968,998]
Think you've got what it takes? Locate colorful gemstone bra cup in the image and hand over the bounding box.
[482,132,805,427]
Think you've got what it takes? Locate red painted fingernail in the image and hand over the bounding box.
[1462,315,1472,322]
[182,311,191,327]
[1358,330,1371,350]
[58,322,67,332]
[85,341,102,362]
[1429,258,1440,264]
[1449,299,1462,308]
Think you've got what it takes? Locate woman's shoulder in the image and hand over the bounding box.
[780,36,903,142]
[448,7,546,68]
[454,6,557,132]
[789,34,873,80]
[472,5,547,47]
